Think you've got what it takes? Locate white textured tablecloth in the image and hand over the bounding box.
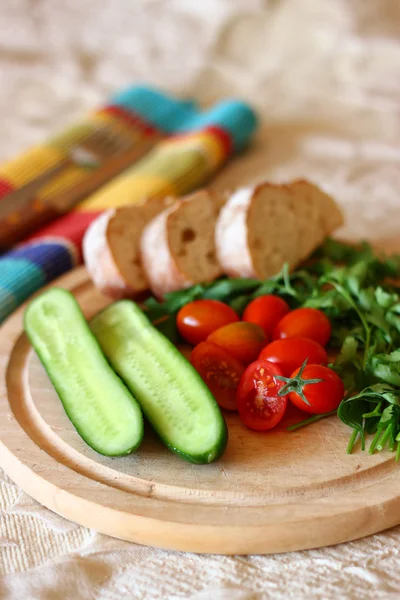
[1,1,400,598]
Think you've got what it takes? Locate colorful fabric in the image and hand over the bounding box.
[0,86,258,322]
[0,86,199,229]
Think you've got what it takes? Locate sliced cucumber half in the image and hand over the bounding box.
[91,301,228,464]
[24,289,144,456]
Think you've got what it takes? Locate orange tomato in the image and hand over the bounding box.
[177,300,239,346]
[208,321,268,366]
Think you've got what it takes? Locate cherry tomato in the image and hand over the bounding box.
[243,295,290,337]
[190,341,245,410]
[237,360,288,431]
[273,307,331,346]
[288,364,345,414]
[177,300,239,346]
[259,337,328,377]
[207,321,267,366]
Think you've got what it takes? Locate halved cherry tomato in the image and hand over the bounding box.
[273,307,331,346]
[243,295,290,337]
[190,341,244,410]
[207,322,267,366]
[259,337,328,376]
[237,360,288,431]
[177,300,239,346]
[288,364,345,414]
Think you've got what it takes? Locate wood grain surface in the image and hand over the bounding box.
[1,267,400,555]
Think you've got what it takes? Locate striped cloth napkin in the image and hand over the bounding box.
[0,85,258,322]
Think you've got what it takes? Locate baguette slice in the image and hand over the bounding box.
[215,180,344,280]
[83,197,174,298]
[140,190,223,298]
[215,183,298,279]
[288,179,344,261]
[285,181,327,262]
[289,179,344,235]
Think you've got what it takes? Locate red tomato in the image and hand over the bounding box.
[237,360,288,431]
[207,321,267,366]
[273,307,331,346]
[190,341,245,410]
[177,300,239,345]
[243,295,290,337]
[259,337,328,377]
[288,364,345,414]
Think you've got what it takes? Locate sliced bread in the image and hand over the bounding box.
[83,196,173,298]
[215,180,344,279]
[215,183,298,279]
[140,190,223,298]
[285,180,327,262]
[289,179,344,235]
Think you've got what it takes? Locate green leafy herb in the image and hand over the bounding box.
[144,237,400,459]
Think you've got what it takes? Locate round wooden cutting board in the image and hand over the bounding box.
[2,267,400,555]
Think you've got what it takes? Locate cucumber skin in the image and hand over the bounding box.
[24,289,144,457]
[91,301,228,465]
[162,414,228,465]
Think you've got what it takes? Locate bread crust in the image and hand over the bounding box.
[83,198,172,298]
[140,203,193,298]
[216,180,343,279]
[141,190,222,298]
[85,180,344,299]
[215,183,298,279]
[83,209,131,299]
[289,179,344,232]
[215,186,258,278]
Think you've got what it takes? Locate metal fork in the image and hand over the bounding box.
[0,122,156,248]
[0,124,132,218]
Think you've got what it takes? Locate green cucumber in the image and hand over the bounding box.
[90,301,228,464]
[24,289,144,456]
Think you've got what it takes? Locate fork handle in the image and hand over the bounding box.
[0,137,160,249]
[0,160,72,248]
[0,202,60,249]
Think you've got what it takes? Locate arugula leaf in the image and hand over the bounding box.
[202,278,260,300]
[229,295,252,316]
[375,286,399,309]
[332,336,363,394]
[314,238,368,264]
[163,284,207,312]
[144,284,207,322]
[335,336,359,365]
[369,352,400,387]
[337,395,368,451]
[337,383,400,455]
[346,261,370,296]
[154,315,179,344]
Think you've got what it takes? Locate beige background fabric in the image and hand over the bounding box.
[1,1,400,598]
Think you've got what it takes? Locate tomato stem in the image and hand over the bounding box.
[276,359,323,406]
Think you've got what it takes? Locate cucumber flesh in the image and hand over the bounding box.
[90,301,228,464]
[24,289,144,456]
